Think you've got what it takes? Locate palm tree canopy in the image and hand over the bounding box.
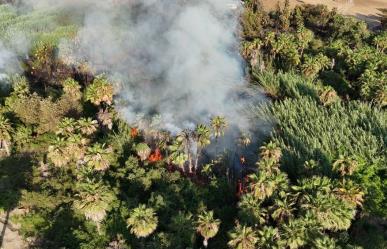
[196,210,221,241]
[228,224,258,249]
[127,204,158,238]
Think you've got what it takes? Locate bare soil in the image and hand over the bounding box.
[261,0,387,27]
[0,210,26,249]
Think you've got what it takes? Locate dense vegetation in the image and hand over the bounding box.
[0,1,386,248]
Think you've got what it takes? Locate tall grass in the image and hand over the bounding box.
[256,97,386,214]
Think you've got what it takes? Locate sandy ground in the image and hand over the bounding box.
[0,210,26,249]
[262,0,387,27]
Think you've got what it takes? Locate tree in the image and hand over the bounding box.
[278,0,291,31]
[259,142,281,162]
[135,143,151,161]
[193,124,211,171]
[228,224,258,249]
[73,180,116,234]
[238,193,267,226]
[59,78,82,114]
[0,115,13,156]
[97,108,113,130]
[256,226,280,249]
[47,137,71,167]
[196,210,221,247]
[373,32,387,53]
[210,116,227,140]
[332,156,358,177]
[178,129,193,172]
[127,204,158,238]
[76,117,98,136]
[296,27,314,57]
[301,53,330,78]
[56,117,77,137]
[84,143,113,171]
[85,74,114,106]
[62,78,82,101]
[270,195,295,223]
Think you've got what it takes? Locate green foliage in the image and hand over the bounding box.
[228,224,258,249]
[252,70,320,100]
[85,75,114,106]
[126,204,158,238]
[73,179,116,232]
[0,2,385,248]
[196,210,221,247]
[259,97,386,215]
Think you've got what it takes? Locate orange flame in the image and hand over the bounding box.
[149,148,163,162]
[130,127,138,138]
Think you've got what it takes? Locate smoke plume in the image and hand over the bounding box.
[4,0,269,138]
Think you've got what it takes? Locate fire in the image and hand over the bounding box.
[130,127,138,138]
[149,148,163,162]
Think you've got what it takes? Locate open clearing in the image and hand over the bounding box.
[262,0,387,27]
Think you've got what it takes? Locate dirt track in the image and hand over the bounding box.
[262,0,387,27]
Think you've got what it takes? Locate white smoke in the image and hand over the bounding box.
[65,0,263,133]
[0,41,21,88]
[3,0,269,137]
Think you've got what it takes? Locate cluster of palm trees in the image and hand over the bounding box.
[168,116,228,174]
[226,142,364,249]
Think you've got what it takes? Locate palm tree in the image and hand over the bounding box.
[0,115,13,156]
[238,193,267,226]
[333,179,364,207]
[135,143,151,161]
[47,137,70,167]
[228,224,258,249]
[296,27,314,57]
[373,33,387,53]
[193,124,211,171]
[73,180,115,234]
[84,143,112,171]
[85,74,114,106]
[77,118,98,136]
[97,108,113,130]
[196,210,221,248]
[62,78,82,101]
[210,116,227,140]
[169,212,195,246]
[270,196,295,223]
[248,172,288,201]
[106,234,127,249]
[301,53,330,78]
[170,151,188,172]
[66,134,87,162]
[127,204,158,238]
[178,129,193,172]
[259,142,281,162]
[256,226,280,249]
[56,117,77,137]
[280,219,308,249]
[257,158,281,177]
[332,156,358,177]
[238,133,251,148]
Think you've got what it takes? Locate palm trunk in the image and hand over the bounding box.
[185,143,192,173]
[203,238,208,248]
[194,147,202,172]
[1,140,10,156]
